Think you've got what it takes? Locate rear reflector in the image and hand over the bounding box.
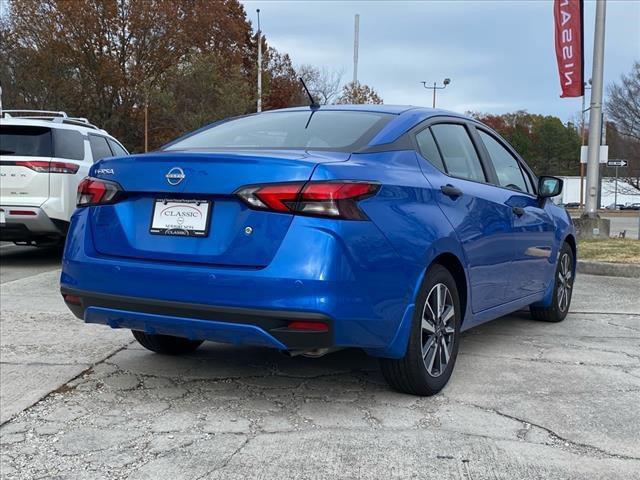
[236,181,379,220]
[62,294,81,305]
[8,210,37,216]
[12,160,80,174]
[287,321,329,332]
[77,177,123,207]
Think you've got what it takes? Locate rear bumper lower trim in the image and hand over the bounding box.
[0,206,64,240]
[61,287,334,350]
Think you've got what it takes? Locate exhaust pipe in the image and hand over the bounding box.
[280,348,342,358]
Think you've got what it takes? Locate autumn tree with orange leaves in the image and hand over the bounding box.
[0,0,307,151]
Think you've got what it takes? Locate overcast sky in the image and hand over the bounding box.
[242,0,639,122]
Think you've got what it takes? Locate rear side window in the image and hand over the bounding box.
[0,126,52,156]
[53,129,84,160]
[164,111,393,151]
[478,130,530,193]
[107,138,128,156]
[89,135,113,162]
[431,124,485,182]
[415,128,446,172]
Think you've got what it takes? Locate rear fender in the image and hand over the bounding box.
[366,237,469,359]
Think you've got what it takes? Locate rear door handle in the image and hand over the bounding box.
[512,206,525,216]
[440,184,462,198]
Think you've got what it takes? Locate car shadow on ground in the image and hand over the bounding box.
[111,310,545,392]
[0,244,63,265]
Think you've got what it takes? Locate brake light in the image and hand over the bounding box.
[236,181,379,220]
[14,160,79,174]
[77,177,122,207]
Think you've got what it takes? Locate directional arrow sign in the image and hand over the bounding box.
[607,159,628,167]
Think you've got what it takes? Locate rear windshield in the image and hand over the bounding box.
[0,125,85,160]
[164,110,393,151]
[0,126,52,156]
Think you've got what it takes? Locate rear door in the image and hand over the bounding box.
[0,125,52,206]
[474,128,555,300]
[416,122,516,313]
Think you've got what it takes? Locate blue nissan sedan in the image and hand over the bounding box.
[61,105,575,395]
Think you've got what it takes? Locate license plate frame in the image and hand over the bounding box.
[149,199,212,237]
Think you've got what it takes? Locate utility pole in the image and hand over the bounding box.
[256,9,262,113]
[584,0,606,218]
[353,14,359,84]
[144,100,148,153]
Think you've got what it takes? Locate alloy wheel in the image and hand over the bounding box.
[557,252,573,312]
[421,283,456,377]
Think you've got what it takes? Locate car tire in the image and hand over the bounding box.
[380,264,461,396]
[132,330,204,355]
[529,242,574,323]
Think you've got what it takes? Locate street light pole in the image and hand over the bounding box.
[421,79,451,108]
[584,0,606,218]
[256,9,262,113]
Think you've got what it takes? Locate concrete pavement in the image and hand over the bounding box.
[1,247,639,479]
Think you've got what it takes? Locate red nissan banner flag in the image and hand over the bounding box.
[554,0,585,97]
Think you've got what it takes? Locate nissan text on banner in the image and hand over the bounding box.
[554,0,585,98]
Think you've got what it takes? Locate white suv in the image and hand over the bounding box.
[0,110,129,246]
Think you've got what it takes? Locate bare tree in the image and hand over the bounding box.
[297,64,343,105]
[606,62,640,190]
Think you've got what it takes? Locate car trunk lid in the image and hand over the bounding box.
[89,150,349,267]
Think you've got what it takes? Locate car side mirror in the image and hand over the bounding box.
[538,176,563,198]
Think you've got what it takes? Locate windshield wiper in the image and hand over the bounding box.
[0,149,16,154]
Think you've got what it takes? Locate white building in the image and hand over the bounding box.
[555,176,640,207]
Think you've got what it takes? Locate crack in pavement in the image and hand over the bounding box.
[0,340,135,427]
[448,398,640,461]
[202,436,251,478]
[458,351,640,369]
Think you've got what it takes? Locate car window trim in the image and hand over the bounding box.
[472,125,539,198]
[411,118,491,185]
[472,126,533,196]
[414,127,449,174]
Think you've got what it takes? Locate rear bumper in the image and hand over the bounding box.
[61,287,333,350]
[0,206,67,241]
[61,208,420,355]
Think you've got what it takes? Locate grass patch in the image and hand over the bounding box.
[578,238,640,264]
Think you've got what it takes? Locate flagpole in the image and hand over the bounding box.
[584,0,606,218]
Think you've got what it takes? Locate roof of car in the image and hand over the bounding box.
[1,117,111,136]
[270,104,458,116]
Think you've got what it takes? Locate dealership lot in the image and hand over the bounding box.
[1,246,639,479]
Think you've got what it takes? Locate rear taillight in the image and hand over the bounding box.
[235,181,379,220]
[77,177,122,207]
[13,160,79,174]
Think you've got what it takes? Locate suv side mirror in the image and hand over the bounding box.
[538,176,563,198]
